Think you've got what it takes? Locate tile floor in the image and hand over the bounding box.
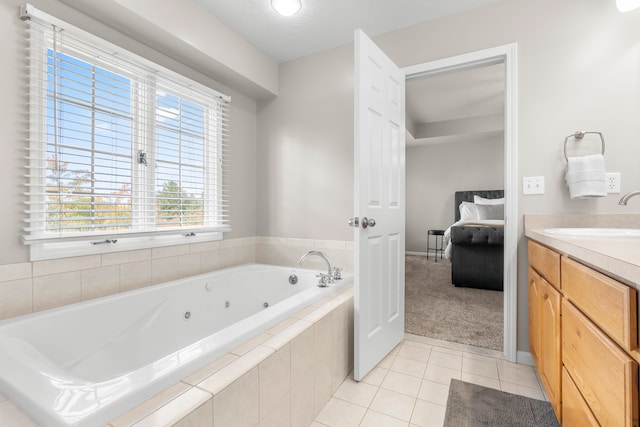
[313,334,547,427]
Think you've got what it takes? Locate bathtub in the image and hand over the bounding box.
[0,263,352,427]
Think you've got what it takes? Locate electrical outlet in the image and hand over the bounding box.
[523,176,545,195]
[606,172,621,194]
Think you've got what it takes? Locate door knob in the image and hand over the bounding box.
[361,217,376,229]
[348,217,376,228]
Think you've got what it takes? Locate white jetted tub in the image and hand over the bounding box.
[0,263,352,427]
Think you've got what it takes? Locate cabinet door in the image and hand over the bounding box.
[528,267,542,369]
[540,278,562,421]
[562,368,600,427]
[563,299,638,427]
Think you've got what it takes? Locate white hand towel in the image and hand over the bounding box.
[565,154,606,199]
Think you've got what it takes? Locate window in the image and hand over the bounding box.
[22,6,230,260]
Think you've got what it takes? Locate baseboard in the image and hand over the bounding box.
[516,351,534,366]
[405,251,428,256]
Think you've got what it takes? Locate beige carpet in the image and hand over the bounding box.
[405,255,503,351]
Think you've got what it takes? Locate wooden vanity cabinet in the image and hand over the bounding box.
[528,239,639,427]
[527,241,562,420]
[528,266,561,414]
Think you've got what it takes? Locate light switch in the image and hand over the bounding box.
[523,176,544,195]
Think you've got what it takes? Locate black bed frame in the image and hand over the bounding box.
[450,190,504,291]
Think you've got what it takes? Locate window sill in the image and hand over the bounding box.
[28,232,224,261]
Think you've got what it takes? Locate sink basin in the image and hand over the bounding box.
[543,228,640,237]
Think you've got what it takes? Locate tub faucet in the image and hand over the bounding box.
[618,191,640,205]
[298,250,334,286]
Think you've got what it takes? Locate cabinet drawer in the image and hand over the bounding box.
[528,240,560,289]
[562,368,600,427]
[562,299,639,427]
[562,257,637,352]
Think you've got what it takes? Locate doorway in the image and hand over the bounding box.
[352,36,518,380]
[402,45,518,361]
[405,63,505,352]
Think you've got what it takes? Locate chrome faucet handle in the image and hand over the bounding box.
[316,273,330,287]
[332,267,342,280]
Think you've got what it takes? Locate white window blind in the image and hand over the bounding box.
[22,5,231,251]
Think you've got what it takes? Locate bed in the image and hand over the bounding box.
[443,190,504,291]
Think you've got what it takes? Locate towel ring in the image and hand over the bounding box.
[563,131,605,161]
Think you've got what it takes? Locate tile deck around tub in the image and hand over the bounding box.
[113,282,354,426]
[0,287,545,427]
[0,282,354,427]
[314,334,546,427]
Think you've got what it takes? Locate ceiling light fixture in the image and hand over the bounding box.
[271,0,302,16]
[616,0,640,12]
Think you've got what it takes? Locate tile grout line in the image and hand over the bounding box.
[317,339,551,427]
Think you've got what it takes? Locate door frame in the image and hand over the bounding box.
[402,43,518,362]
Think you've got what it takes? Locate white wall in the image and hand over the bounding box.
[257,46,355,240]
[406,137,504,253]
[256,0,640,352]
[0,0,258,264]
[55,0,279,99]
[375,0,640,214]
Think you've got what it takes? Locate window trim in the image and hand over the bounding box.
[22,4,231,261]
[29,232,224,261]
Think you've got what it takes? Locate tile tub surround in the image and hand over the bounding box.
[0,283,355,426]
[0,237,353,322]
[255,237,354,274]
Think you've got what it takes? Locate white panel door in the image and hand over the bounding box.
[353,29,405,381]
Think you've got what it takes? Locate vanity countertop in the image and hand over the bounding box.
[524,214,640,289]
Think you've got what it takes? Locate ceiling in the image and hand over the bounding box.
[195,0,506,145]
[196,0,504,62]
[406,63,505,145]
[407,64,504,124]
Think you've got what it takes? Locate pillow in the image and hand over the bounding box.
[476,203,504,220]
[474,195,505,205]
[459,201,504,221]
[459,201,480,221]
